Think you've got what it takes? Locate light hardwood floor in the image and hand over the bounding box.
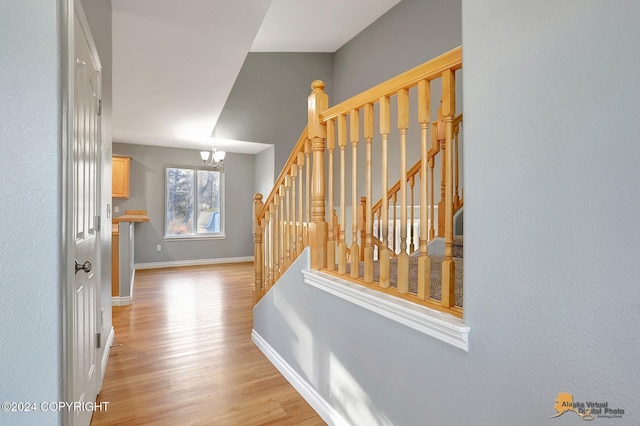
[91,263,325,425]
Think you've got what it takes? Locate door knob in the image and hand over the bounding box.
[75,260,92,274]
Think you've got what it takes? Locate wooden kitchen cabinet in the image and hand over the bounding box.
[112,155,131,198]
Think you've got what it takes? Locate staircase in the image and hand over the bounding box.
[253,46,463,318]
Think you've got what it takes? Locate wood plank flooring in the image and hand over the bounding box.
[91,263,325,426]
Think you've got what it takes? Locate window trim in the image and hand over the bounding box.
[164,164,225,240]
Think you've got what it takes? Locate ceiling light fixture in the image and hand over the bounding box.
[200,132,226,171]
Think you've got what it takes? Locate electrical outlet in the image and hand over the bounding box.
[156,244,162,252]
[114,206,120,213]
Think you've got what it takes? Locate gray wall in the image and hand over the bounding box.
[254,145,275,199]
[0,0,63,424]
[112,143,255,264]
[462,0,640,422]
[216,52,334,173]
[255,0,640,424]
[80,0,113,383]
[333,0,461,103]
[330,0,463,207]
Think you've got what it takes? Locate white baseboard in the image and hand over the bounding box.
[100,326,114,382]
[135,256,254,270]
[111,296,131,306]
[251,330,348,426]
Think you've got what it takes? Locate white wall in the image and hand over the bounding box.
[254,0,640,424]
[0,1,63,424]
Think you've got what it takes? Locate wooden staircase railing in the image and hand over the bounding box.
[253,128,312,303]
[253,46,463,317]
[371,113,463,254]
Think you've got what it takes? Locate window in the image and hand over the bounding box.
[165,166,224,238]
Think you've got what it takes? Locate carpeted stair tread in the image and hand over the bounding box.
[341,235,464,308]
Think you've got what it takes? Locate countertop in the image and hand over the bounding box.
[112,214,149,235]
[112,214,150,224]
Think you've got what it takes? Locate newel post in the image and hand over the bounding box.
[253,193,264,304]
[308,80,328,270]
[441,69,456,308]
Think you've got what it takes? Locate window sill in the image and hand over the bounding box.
[302,269,470,352]
[164,234,226,242]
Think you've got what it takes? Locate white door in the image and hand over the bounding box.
[71,4,101,425]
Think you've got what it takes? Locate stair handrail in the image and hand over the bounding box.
[320,48,462,122]
[254,47,463,317]
[256,126,308,221]
[253,126,310,303]
[313,46,462,316]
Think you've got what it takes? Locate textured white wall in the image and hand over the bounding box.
[0,1,63,424]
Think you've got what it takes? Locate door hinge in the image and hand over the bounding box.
[96,333,101,349]
[96,215,101,232]
[97,99,102,116]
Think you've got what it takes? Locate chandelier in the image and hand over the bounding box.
[200,145,226,171]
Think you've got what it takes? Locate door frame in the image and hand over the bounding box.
[61,1,103,424]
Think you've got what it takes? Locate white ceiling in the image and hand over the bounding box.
[111,0,400,154]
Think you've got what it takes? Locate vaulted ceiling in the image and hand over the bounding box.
[111,0,401,153]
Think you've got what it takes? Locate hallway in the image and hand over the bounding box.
[91,263,324,425]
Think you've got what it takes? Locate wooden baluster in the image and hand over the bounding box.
[409,175,415,254]
[307,80,328,270]
[441,69,456,308]
[417,79,431,300]
[429,121,437,240]
[290,165,297,259]
[284,176,291,266]
[349,109,360,279]
[332,209,339,247]
[379,95,391,288]
[279,185,285,271]
[392,193,397,253]
[274,190,280,279]
[363,103,374,282]
[375,209,381,260]
[270,202,278,281]
[359,196,366,261]
[253,194,264,304]
[397,88,409,293]
[326,119,336,271]
[454,118,461,208]
[263,217,269,290]
[297,153,304,254]
[337,114,347,274]
[304,139,311,247]
[437,103,446,237]
[264,204,271,288]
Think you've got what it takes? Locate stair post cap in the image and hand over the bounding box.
[311,80,325,92]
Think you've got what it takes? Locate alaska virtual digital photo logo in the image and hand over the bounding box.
[551,392,625,421]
